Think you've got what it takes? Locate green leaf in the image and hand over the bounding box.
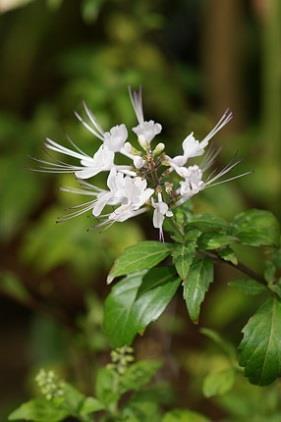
[198,232,233,250]
[107,241,171,284]
[239,298,281,385]
[8,399,69,422]
[121,360,161,393]
[172,243,197,281]
[218,246,238,265]
[163,409,210,422]
[79,397,105,417]
[104,272,144,347]
[228,278,267,296]
[104,268,180,347]
[183,258,214,323]
[203,368,235,398]
[0,272,31,302]
[231,209,280,247]
[95,367,120,407]
[187,214,227,232]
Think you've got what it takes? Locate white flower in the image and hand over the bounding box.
[120,142,145,169]
[103,124,128,152]
[129,87,162,149]
[35,87,250,240]
[176,160,250,206]
[59,169,153,222]
[167,110,233,170]
[105,175,154,224]
[177,165,205,205]
[152,193,173,241]
[44,139,115,179]
[75,102,128,152]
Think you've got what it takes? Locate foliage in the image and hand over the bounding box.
[9,348,206,421]
[104,207,281,387]
[1,0,281,420]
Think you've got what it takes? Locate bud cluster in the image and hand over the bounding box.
[107,346,134,375]
[35,369,64,401]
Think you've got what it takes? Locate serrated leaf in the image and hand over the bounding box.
[218,246,238,265]
[239,298,281,385]
[104,272,144,347]
[228,278,267,296]
[172,244,196,281]
[104,268,180,347]
[203,368,235,398]
[183,258,214,323]
[198,232,233,250]
[163,409,210,422]
[8,399,69,422]
[107,241,171,284]
[231,209,280,247]
[187,214,227,232]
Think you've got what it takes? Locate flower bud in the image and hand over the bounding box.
[153,143,165,156]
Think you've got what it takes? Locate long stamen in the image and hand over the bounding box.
[129,86,144,124]
[200,109,233,148]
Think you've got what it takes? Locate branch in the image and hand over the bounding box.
[202,250,267,285]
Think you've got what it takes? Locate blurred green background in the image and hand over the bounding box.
[1,0,281,420]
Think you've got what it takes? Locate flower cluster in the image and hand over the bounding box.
[35,88,247,240]
[35,369,64,401]
[107,346,134,375]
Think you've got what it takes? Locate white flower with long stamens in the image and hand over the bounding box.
[177,165,205,205]
[35,88,249,240]
[167,109,233,171]
[75,103,128,153]
[152,193,173,241]
[44,139,115,179]
[129,87,162,150]
[176,160,250,206]
[102,176,154,225]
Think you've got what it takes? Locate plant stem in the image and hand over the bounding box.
[202,250,267,285]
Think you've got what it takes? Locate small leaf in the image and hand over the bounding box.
[95,367,120,407]
[1,272,31,302]
[121,360,161,393]
[198,232,233,250]
[239,298,281,385]
[183,258,214,323]
[203,368,235,398]
[8,399,69,422]
[228,278,267,296]
[172,244,196,281]
[218,246,238,265]
[107,241,171,283]
[104,268,180,347]
[187,214,227,231]
[79,397,104,416]
[231,209,280,247]
[163,409,210,422]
